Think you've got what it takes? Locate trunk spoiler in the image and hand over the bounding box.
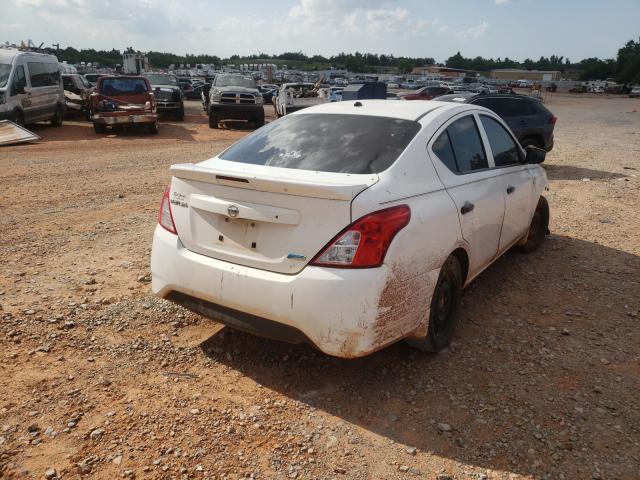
[170,163,378,201]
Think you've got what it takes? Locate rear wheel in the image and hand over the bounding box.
[406,255,463,352]
[93,122,107,134]
[521,138,543,149]
[209,114,219,129]
[51,105,63,127]
[516,196,549,253]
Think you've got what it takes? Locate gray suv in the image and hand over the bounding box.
[438,93,557,153]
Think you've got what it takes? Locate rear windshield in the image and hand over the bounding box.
[219,114,421,174]
[100,78,148,95]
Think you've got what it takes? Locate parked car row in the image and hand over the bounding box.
[0,48,559,148]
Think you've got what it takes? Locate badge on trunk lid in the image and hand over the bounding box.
[227,205,240,217]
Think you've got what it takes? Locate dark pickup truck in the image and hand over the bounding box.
[145,73,184,120]
[207,74,264,129]
[89,76,158,134]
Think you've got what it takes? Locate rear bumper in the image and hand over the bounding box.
[210,103,264,120]
[92,113,157,125]
[151,226,435,358]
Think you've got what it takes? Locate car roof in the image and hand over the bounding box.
[437,93,476,103]
[0,48,58,64]
[438,93,540,104]
[292,100,462,121]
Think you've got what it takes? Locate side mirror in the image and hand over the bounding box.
[525,145,546,164]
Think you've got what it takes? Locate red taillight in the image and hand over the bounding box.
[311,205,411,268]
[550,115,557,125]
[158,185,177,234]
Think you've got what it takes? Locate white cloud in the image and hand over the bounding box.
[455,21,489,39]
[288,0,420,36]
[4,0,496,60]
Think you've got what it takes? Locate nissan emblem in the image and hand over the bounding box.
[227,205,240,218]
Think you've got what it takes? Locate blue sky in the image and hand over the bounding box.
[2,0,638,62]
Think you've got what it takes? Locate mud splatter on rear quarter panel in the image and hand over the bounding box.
[374,262,434,347]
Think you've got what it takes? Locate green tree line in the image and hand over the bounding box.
[52,38,640,83]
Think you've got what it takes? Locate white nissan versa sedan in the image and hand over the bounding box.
[151,100,549,358]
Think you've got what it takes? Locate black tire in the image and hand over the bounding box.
[147,120,159,134]
[209,114,219,129]
[93,123,107,134]
[521,138,543,149]
[255,117,265,128]
[406,255,463,352]
[51,105,63,127]
[516,196,550,253]
[14,110,25,127]
[176,105,185,121]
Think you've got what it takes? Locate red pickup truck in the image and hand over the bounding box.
[89,76,158,134]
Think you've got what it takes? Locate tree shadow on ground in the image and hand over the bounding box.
[543,164,629,181]
[200,234,640,479]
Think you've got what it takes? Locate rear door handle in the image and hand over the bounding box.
[506,186,516,194]
[460,202,474,214]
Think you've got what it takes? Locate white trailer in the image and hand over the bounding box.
[122,52,149,75]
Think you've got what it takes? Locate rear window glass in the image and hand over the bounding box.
[448,116,488,172]
[432,131,458,172]
[433,115,488,174]
[62,76,74,89]
[100,78,148,95]
[27,62,60,87]
[474,97,539,117]
[219,114,421,174]
[473,98,511,116]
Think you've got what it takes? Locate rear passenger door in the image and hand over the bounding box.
[478,114,534,251]
[429,113,505,276]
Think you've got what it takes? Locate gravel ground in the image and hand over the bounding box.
[1,95,639,480]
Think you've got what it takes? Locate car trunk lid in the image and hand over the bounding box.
[169,159,378,274]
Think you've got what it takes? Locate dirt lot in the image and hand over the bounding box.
[1,95,639,480]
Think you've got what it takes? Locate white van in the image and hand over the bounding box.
[0,48,65,126]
